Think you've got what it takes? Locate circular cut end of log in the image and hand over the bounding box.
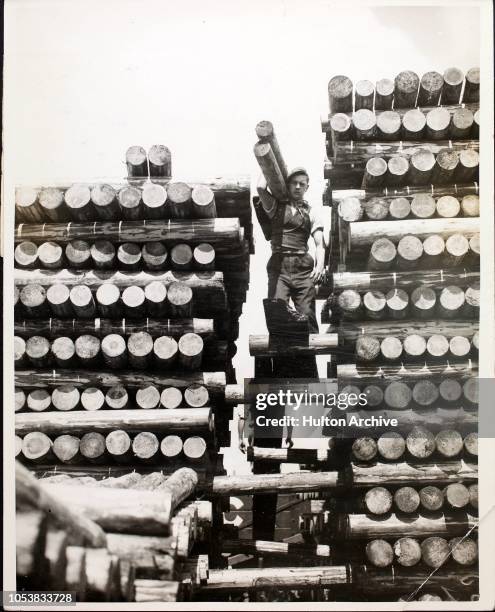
[75,334,101,360]
[161,434,183,458]
[461,195,479,217]
[106,429,132,456]
[354,109,376,132]
[380,337,402,360]
[91,240,116,266]
[183,436,207,460]
[126,145,147,165]
[339,197,362,222]
[465,282,480,308]
[192,185,215,210]
[449,335,471,357]
[102,334,127,359]
[411,149,435,172]
[446,233,469,258]
[81,387,105,411]
[16,186,38,208]
[70,285,93,309]
[22,431,52,460]
[406,426,436,458]
[21,284,46,308]
[436,148,459,172]
[364,197,388,221]
[410,194,435,219]
[443,66,464,87]
[167,182,192,204]
[403,334,426,357]
[394,486,420,513]
[338,289,362,313]
[377,431,406,460]
[65,240,91,266]
[128,331,154,357]
[389,197,411,220]
[466,66,480,84]
[171,244,193,268]
[366,540,393,568]
[136,384,161,409]
[144,280,167,304]
[445,483,470,509]
[14,335,26,362]
[419,486,444,511]
[385,288,409,315]
[106,385,128,409]
[149,144,171,166]
[459,149,479,169]
[365,157,387,178]
[160,387,183,409]
[328,75,353,98]
[255,120,274,139]
[352,437,377,461]
[96,283,120,307]
[397,235,423,261]
[330,113,352,134]
[395,70,419,93]
[80,432,106,459]
[355,335,381,361]
[449,537,478,566]
[355,79,374,97]
[384,381,411,409]
[402,109,426,134]
[154,335,178,361]
[52,385,80,411]
[179,333,203,357]
[453,108,474,131]
[142,243,168,268]
[377,111,401,136]
[65,184,91,209]
[363,384,384,407]
[91,184,116,208]
[426,107,451,132]
[426,334,449,357]
[463,432,478,456]
[469,484,478,509]
[423,234,445,257]
[15,388,26,412]
[26,335,50,360]
[370,239,396,265]
[118,243,142,267]
[376,78,394,96]
[47,284,71,308]
[435,429,463,458]
[194,243,215,267]
[363,290,386,316]
[412,379,439,406]
[184,384,209,408]
[420,70,443,92]
[27,389,51,411]
[394,537,421,567]
[364,487,393,515]
[133,431,159,459]
[168,282,193,307]
[439,285,465,312]
[15,241,38,267]
[438,378,462,402]
[118,185,142,209]
[421,537,450,568]
[142,183,167,208]
[15,435,23,456]
[471,331,479,351]
[52,336,76,362]
[122,286,145,309]
[53,434,80,462]
[387,156,409,179]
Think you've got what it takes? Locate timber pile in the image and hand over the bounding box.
[14,146,252,601]
[312,69,479,602]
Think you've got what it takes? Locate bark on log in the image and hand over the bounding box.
[253,142,288,201]
[350,460,477,487]
[211,471,341,496]
[159,467,198,514]
[148,144,172,179]
[462,67,480,103]
[375,78,394,110]
[126,146,148,180]
[442,67,464,104]
[394,71,419,108]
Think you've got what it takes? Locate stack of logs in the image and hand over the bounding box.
[14,145,252,601]
[314,68,479,602]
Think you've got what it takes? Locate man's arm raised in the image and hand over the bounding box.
[257,173,278,219]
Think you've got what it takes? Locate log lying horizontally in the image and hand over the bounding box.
[15,408,213,436]
[246,447,338,464]
[249,333,338,357]
[221,539,331,558]
[338,360,477,382]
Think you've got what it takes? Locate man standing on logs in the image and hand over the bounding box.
[257,168,326,334]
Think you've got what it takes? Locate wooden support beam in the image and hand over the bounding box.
[249,333,338,357]
[222,538,331,558]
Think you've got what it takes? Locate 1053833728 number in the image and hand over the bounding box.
[3,592,76,607]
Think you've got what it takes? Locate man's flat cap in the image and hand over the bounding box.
[287,167,309,183]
